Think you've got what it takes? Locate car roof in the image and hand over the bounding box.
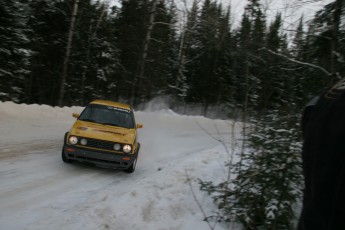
[90,100,132,110]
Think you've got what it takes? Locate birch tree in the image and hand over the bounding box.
[170,0,199,101]
[58,0,79,106]
[132,0,158,104]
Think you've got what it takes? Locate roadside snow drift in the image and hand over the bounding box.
[0,101,241,230]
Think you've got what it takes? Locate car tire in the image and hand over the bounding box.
[62,148,73,163]
[125,156,137,173]
[62,132,73,163]
[125,143,140,173]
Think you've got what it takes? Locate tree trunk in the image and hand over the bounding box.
[131,0,158,105]
[81,5,106,105]
[58,0,79,106]
[175,23,186,97]
[330,0,343,79]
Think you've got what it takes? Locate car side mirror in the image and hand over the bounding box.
[72,113,80,119]
[136,123,143,129]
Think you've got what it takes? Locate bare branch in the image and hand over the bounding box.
[185,169,217,230]
[260,47,331,76]
[149,38,165,44]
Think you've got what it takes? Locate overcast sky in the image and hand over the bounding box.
[106,0,334,30]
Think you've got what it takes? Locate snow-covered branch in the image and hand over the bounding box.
[260,47,331,76]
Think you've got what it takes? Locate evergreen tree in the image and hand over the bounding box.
[232,112,303,229]
[67,0,120,105]
[309,0,344,82]
[231,0,267,112]
[173,0,199,102]
[247,0,266,111]
[115,0,150,103]
[291,17,305,59]
[185,0,232,114]
[231,10,251,110]
[139,0,177,101]
[27,0,69,105]
[290,16,316,106]
[58,0,79,106]
[199,2,305,229]
[200,111,303,229]
[213,6,234,105]
[261,13,293,109]
[0,0,30,102]
[27,0,120,106]
[293,0,345,102]
[114,0,177,105]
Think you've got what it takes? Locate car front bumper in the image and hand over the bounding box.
[63,145,138,169]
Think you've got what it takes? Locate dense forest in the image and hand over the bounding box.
[1,0,344,229]
[1,0,344,112]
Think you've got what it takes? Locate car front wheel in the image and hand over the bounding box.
[62,148,73,163]
[125,156,137,173]
[62,132,73,163]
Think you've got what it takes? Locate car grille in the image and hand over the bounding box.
[77,137,118,151]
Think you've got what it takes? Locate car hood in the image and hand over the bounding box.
[69,120,136,144]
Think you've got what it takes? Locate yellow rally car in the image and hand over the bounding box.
[62,100,143,173]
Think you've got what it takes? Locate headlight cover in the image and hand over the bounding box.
[123,144,132,153]
[113,143,121,151]
[80,138,87,145]
[69,136,78,145]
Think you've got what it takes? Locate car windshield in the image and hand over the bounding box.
[78,104,135,129]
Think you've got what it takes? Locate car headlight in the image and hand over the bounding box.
[80,138,87,145]
[123,145,132,153]
[69,136,78,145]
[113,143,121,151]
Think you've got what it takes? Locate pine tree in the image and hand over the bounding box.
[260,13,291,109]
[231,112,303,230]
[27,0,69,105]
[213,5,234,106]
[185,0,232,114]
[139,0,176,102]
[90,2,121,102]
[199,1,305,229]
[148,1,177,103]
[294,0,345,101]
[290,16,315,106]
[173,0,199,102]
[200,111,303,229]
[114,0,178,105]
[168,13,188,101]
[291,17,305,59]
[231,0,267,112]
[310,0,344,81]
[66,0,120,105]
[58,0,79,106]
[26,0,120,106]
[114,0,150,103]
[0,0,30,102]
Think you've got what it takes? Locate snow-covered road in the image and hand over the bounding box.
[0,102,240,230]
